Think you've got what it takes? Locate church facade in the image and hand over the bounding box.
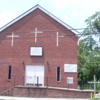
[0,5,78,92]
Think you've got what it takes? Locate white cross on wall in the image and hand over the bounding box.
[31,28,43,42]
[51,32,64,46]
[88,75,100,92]
[6,32,19,46]
[56,32,64,46]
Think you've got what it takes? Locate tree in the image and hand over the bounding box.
[78,12,100,81]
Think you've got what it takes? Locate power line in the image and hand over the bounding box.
[0,34,99,40]
[0,35,74,41]
[0,28,100,40]
[0,27,95,34]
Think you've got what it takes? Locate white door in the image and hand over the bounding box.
[25,65,44,86]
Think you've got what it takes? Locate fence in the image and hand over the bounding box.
[8,76,77,88]
[78,80,94,90]
[0,76,96,92]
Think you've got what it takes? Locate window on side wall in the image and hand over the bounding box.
[8,66,11,80]
[57,67,60,82]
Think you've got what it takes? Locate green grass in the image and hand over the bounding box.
[89,98,100,100]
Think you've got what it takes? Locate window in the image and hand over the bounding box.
[57,67,60,81]
[8,66,11,79]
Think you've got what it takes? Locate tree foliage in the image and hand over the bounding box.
[78,12,100,81]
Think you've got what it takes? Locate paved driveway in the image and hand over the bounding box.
[0,96,89,100]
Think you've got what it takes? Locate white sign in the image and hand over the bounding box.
[30,47,42,56]
[67,77,73,84]
[64,64,77,72]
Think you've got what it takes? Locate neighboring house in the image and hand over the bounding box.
[0,4,78,93]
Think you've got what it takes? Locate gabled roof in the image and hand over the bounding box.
[0,4,79,35]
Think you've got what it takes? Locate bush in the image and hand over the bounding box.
[92,92,96,98]
[97,83,100,91]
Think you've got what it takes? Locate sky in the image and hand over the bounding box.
[0,0,100,31]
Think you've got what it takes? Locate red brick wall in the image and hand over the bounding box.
[1,86,91,98]
[0,9,78,92]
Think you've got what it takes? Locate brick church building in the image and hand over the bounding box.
[0,4,78,93]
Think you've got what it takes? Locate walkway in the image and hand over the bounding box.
[0,96,89,100]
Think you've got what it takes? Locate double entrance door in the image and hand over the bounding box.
[25,65,44,86]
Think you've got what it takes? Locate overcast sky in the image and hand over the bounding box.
[0,0,100,30]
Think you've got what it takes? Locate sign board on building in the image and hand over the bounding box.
[64,64,77,72]
[67,77,73,84]
[30,47,42,56]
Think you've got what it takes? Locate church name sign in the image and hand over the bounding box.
[30,47,42,56]
[64,64,77,73]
